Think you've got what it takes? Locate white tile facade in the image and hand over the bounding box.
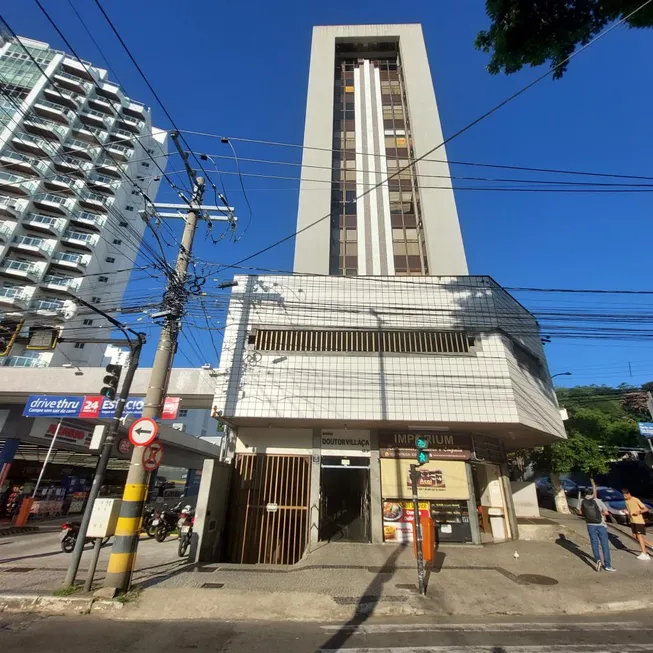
[213,275,566,444]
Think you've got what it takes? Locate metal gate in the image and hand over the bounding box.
[227,454,311,564]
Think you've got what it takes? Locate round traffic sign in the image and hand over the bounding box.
[117,438,131,455]
[142,442,164,472]
[128,417,158,447]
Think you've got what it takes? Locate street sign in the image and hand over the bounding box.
[128,417,158,447]
[23,395,181,419]
[117,438,131,455]
[142,442,164,472]
[638,422,653,439]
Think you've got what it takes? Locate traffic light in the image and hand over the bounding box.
[101,364,122,400]
[415,435,430,466]
[0,320,23,357]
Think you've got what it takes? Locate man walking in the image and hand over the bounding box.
[580,487,615,572]
[622,488,651,561]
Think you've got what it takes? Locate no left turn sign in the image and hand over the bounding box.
[142,442,164,472]
[128,417,158,447]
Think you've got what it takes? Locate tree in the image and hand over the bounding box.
[476,0,653,79]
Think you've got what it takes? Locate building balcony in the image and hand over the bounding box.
[77,189,108,211]
[0,171,40,196]
[0,355,49,369]
[63,138,99,160]
[33,99,76,124]
[79,109,114,129]
[42,274,82,293]
[43,174,84,195]
[23,119,68,142]
[34,298,69,317]
[0,286,30,309]
[95,157,126,178]
[32,193,76,215]
[22,212,65,236]
[97,82,125,103]
[61,229,99,250]
[69,210,106,231]
[0,196,28,219]
[87,173,116,194]
[0,221,16,242]
[12,131,58,157]
[0,151,49,177]
[50,251,90,271]
[105,143,133,162]
[53,71,92,95]
[10,234,55,257]
[53,156,92,177]
[0,258,44,281]
[88,95,117,115]
[61,58,96,82]
[108,129,136,148]
[123,101,146,120]
[43,86,81,110]
[116,115,144,133]
[72,124,108,144]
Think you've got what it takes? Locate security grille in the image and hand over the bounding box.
[252,329,474,354]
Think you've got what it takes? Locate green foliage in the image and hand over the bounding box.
[476,0,653,79]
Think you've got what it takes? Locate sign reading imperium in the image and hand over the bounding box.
[378,432,471,460]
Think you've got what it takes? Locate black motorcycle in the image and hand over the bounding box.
[60,521,110,553]
[151,502,181,542]
[142,505,156,538]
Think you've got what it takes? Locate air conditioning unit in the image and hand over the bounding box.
[172,423,186,432]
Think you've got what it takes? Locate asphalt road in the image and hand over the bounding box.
[1,613,652,652]
[0,527,183,592]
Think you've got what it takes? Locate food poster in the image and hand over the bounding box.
[382,500,430,543]
[380,458,470,501]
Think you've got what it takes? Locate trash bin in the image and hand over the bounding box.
[412,514,435,562]
[488,507,506,540]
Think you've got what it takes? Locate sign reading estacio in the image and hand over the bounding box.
[379,431,471,460]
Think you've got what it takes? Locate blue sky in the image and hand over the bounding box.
[5,1,653,388]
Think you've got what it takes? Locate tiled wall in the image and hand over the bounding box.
[214,275,565,438]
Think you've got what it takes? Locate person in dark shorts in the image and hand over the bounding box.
[622,488,651,561]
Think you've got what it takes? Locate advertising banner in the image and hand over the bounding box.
[379,431,471,460]
[382,500,430,543]
[29,418,95,447]
[23,395,181,420]
[380,458,470,500]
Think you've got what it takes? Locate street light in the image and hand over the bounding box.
[551,372,572,379]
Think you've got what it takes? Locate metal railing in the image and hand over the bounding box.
[0,286,25,300]
[43,274,80,290]
[52,251,88,266]
[24,213,64,230]
[62,230,98,245]
[13,234,53,253]
[1,355,48,368]
[35,99,75,122]
[2,259,38,273]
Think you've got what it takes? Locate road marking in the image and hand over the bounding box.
[318,646,653,653]
[320,622,653,634]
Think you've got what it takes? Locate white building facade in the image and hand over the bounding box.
[0,35,167,368]
[209,25,565,564]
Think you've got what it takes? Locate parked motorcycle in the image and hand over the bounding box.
[142,505,156,538]
[152,502,181,542]
[177,505,195,557]
[60,521,110,553]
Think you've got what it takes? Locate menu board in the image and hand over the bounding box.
[382,500,430,543]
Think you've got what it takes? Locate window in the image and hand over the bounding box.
[105,257,115,263]
[119,221,128,227]
[113,239,121,245]
[179,409,188,417]
[141,162,150,168]
[74,342,85,349]
[91,296,100,303]
[83,319,93,326]
[201,429,207,437]
[98,276,108,282]
[131,190,139,196]
[125,205,134,212]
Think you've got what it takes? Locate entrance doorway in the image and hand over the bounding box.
[319,460,370,542]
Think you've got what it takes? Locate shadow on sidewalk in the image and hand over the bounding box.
[0,549,64,564]
[555,533,595,569]
[317,545,409,652]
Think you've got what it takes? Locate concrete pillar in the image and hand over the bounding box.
[465,462,482,545]
[308,428,322,547]
[369,430,383,544]
[0,438,20,489]
[501,463,520,540]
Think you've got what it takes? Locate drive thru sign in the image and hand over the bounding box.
[128,417,158,447]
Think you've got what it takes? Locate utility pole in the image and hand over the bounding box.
[104,132,205,593]
[63,296,145,588]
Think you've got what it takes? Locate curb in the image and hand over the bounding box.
[0,593,123,615]
[0,526,40,538]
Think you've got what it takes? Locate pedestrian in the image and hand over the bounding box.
[622,488,651,561]
[580,487,615,572]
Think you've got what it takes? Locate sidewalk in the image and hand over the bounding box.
[0,515,69,537]
[3,511,653,621]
